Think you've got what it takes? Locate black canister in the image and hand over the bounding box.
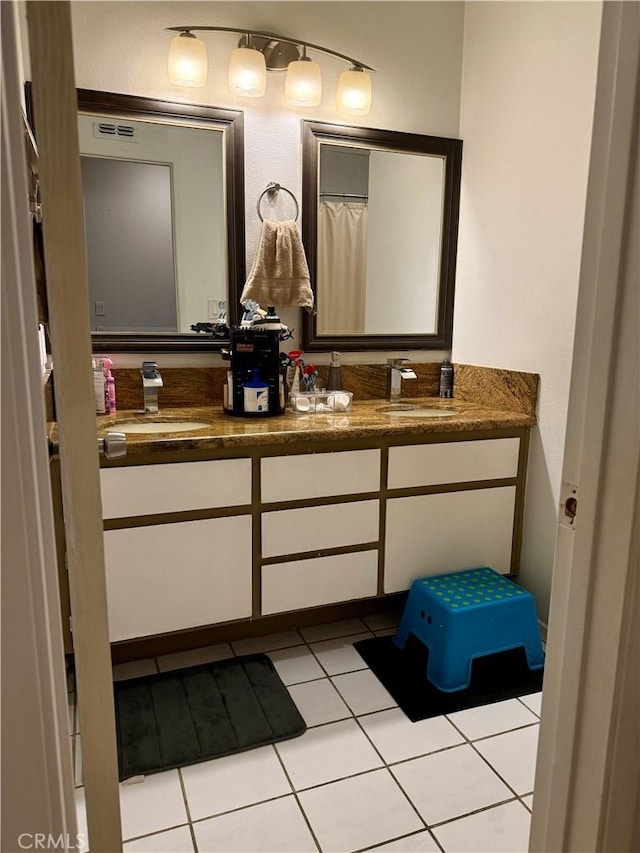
[439,358,454,398]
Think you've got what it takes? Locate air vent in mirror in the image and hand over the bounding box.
[93,122,138,142]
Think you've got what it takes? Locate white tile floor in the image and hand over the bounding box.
[70,613,541,852]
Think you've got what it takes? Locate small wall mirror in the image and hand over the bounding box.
[76,89,245,352]
[301,121,462,351]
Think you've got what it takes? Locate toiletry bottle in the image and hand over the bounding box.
[439,358,454,398]
[92,358,106,414]
[103,358,116,413]
[243,368,270,414]
[326,351,343,391]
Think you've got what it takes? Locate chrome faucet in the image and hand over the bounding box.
[141,361,163,413]
[387,358,417,401]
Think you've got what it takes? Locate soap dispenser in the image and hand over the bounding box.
[326,351,343,391]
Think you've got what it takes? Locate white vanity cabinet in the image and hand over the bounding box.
[384,487,517,592]
[100,459,253,642]
[96,431,526,645]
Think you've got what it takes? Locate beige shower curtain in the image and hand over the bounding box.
[317,201,368,334]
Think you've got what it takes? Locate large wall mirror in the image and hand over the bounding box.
[76,89,245,352]
[301,121,462,351]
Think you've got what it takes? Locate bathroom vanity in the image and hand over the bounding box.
[48,395,535,660]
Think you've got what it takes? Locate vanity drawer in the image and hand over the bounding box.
[262,550,378,615]
[103,515,252,642]
[261,449,380,503]
[384,486,516,592]
[100,458,252,519]
[262,500,379,558]
[387,438,520,490]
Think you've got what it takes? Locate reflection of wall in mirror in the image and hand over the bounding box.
[78,115,225,333]
[366,152,444,335]
[81,157,177,331]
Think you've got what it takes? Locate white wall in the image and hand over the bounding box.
[69,0,465,361]
[452,1,602,619]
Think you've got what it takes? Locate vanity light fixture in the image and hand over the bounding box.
[167,26,374,114]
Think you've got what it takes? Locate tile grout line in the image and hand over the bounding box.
[177,767,199,853]
[356,828,443,853]
[516,694,541,718]
[465,720,540,745]
[428,795,522,830]
[187,792,295,827]
[120,820,193,846]
[270,743,323,853]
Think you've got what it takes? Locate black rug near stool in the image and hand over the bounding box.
[114,654,306,781]
[354,634,544,722]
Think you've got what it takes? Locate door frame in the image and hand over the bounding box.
[529,2,640,850]
[25,2,123,850]
[1,3,77,848]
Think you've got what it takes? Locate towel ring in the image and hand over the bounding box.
[257,182,299,222]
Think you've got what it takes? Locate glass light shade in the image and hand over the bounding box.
[168,33,208,88]
[228,47,267,97]
[336,68,372,116]
[285,58,322,107]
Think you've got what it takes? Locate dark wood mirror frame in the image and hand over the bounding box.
[26,84,245,352]
[301,121,462,352]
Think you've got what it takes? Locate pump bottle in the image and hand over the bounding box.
[326,351,343,391]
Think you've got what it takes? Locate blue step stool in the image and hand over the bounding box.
[393,567,545,692]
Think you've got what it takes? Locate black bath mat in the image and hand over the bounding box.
[354,634,544,722]
[114,654,306,781]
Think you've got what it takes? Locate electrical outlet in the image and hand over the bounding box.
[207,299,219,320]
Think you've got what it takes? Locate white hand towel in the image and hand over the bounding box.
[241,219,314,312]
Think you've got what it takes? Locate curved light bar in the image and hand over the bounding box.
[166,26,376,72]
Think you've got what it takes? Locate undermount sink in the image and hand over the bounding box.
[110,420,211,434]
[376,404,456,418]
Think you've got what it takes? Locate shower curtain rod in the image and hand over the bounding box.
[320,191,369,200]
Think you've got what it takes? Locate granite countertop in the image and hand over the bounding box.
[84,398,536,454]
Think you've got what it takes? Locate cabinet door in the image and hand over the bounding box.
[100,458,252,519]
[104,515,252,641]
[262,550,378,615]
[387,438,519,490]
[384,487,516,592]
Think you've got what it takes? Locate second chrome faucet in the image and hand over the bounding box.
[387,358,417,401]
[141,361,163,413]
